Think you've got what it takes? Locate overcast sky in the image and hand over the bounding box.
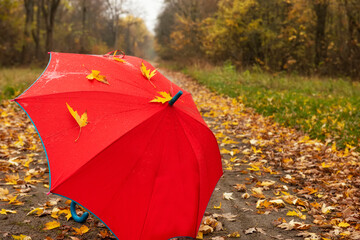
[125,0,165,34]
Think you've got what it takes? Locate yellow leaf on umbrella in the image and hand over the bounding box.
[86,70,109,84]
[113,50,126,63]
[140,62,156,87]
[12,234,31,240]
[43,220,60,230]
[141,62,156,80]
[66,103,88,142]
[73,225,89,235]
[150,92,173,104]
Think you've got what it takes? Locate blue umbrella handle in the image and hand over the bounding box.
[70,201,89,223]
[169,91,183,106]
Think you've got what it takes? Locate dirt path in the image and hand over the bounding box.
[0,68,359,240]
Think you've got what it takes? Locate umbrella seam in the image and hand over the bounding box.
[127,108,170,240]
[172,110,202,237]
[16,90,155,102]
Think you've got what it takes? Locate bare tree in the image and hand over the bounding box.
[313,0,329,66]
[22,0,34,63]
[32,0,41,60]
[106,0,128,49]
[41,0,61,52]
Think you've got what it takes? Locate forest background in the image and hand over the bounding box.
[1,0,360,150]
[0,0,359,78]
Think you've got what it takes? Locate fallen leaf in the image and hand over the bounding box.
[0,209,16,214]
[27,207,44,216]
[241,192,250,199]
[140,62,157,83]
[150,92,172,104]
[286,210,306,220]
[72,225,89,235]
[66,103,88,142]
[338,222,350,228]
[227,231,240,237]
[12,234,31,240]
[277,219,311,230]
[43,221,60,230]
[213,202,221,209]
[113,50,126,63]
[223,192,234,200]
[244,227,257,234]
[222,212,237,222]
[86,70,109,84]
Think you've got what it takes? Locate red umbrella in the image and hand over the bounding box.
[14,52,223,239]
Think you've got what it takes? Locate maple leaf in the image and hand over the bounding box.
[287,210,306,220]
[98,230,111,239]
[244,227,257,235]
[0,208,16,214]
[59,208,72,220]
[12,234,31,240]
[27,207,44,216]
[221,212,237,222]
[338,222,350,228]
[8,195,23,205]
[277,219,311,230]
[66,103,88,142]
[113,50,126,63]
[86,70,109,84]
[140,62,156,87]
[73,225,89,235]
[223,192,234,200]
[51,207,60,219]
[150,92,173,104]
[43,220,60,230]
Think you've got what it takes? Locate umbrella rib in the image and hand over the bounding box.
[137,109,170,239]
[173,110,203,237]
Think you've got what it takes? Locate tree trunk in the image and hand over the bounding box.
[313,0,329,66]
[22,0,34,64]
[80,0,87,53]
[31,0,41,61]
[42,0,61,53]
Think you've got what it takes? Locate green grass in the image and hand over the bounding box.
[0,67,43,100]
[182,62,360,150]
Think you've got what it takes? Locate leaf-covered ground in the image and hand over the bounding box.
[0,68,360,240]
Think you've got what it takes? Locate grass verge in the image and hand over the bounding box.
[175,62,360,150]
[0,67,43,100]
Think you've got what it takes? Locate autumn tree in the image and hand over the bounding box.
[155,0,219,60]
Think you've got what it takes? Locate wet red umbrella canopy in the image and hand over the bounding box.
[14,52,223,240]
